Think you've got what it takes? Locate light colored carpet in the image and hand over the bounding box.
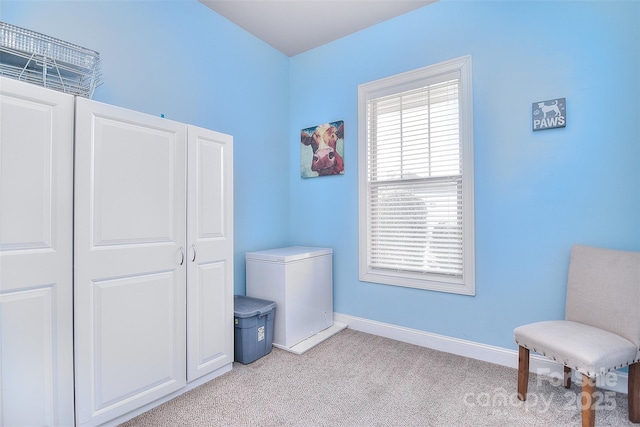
[120,329,635,426]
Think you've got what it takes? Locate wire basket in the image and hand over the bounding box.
[0,22,102,98]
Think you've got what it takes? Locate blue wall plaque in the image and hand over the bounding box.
[532,97,566,131]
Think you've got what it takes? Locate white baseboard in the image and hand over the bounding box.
[334,313,628,394]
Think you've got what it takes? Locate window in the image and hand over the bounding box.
[358,55,475,295]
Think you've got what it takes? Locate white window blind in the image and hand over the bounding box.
[358,55,474,295]
[368,79,462,277]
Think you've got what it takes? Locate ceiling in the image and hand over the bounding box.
[198,0,437,57]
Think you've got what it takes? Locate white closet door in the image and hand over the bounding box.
[0,77,75,426]
[186,125,234,382]
[74,98,187,426]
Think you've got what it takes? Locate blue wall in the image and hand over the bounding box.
[2,0,638,351]
[288,0,640,349]
[1,0,291,292]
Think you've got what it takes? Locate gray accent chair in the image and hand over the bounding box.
[514,245,640,427]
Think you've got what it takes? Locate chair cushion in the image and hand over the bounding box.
[514,320,639,378]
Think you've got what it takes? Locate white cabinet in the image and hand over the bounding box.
[0,77,75,426]
[74,98,234,426]
[74,98,189,426]
[0,78,233,427]
[186,126,234,382]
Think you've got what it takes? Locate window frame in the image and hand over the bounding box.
[357,55,475,295]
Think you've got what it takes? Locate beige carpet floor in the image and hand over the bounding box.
[120,329,635,426]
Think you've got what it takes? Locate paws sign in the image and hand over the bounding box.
[532,97,566,131]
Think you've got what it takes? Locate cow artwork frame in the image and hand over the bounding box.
[300,120,344,178]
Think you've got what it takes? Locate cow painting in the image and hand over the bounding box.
[301,121,344,178]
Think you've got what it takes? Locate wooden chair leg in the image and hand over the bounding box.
[517,346,530,401]
[581,374,596,427]
[629,362,640,423]
[564,366,572,389]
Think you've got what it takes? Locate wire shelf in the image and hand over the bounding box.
[0,22,102,98]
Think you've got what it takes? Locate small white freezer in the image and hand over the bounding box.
[245,246,347,354]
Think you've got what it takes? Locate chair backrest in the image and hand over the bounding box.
[565,245,640,348]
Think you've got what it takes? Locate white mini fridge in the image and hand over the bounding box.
[246,246,347,354]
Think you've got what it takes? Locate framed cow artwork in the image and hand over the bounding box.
[300,120,344,178]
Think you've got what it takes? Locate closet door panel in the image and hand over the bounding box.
[74,97,187,426]
[91,272,178,406]
[0,77,74,427]
[92,120,177,246]
[186,125,234,382]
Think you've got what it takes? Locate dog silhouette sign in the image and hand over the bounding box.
[532,97,566,131]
